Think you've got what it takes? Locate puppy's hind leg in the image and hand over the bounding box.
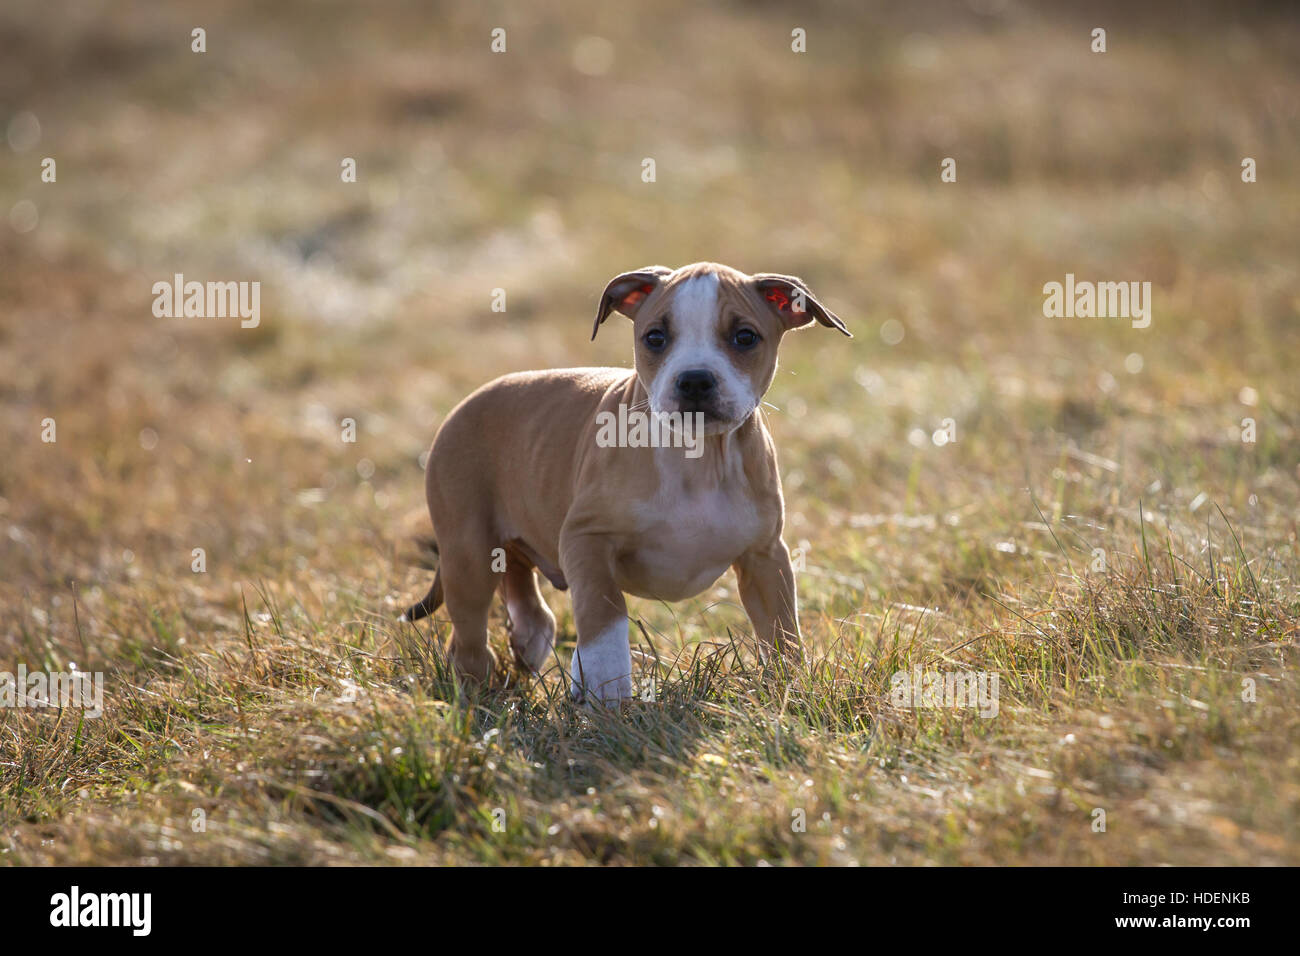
[501,549,556,673]
[439,540,500,686]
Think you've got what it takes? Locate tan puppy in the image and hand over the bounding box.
[401,262,849,703]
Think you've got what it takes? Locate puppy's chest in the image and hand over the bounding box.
[618,484,766,601]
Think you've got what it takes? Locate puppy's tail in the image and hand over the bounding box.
[400,569,444,623]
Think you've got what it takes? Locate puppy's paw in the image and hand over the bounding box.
[451,641,497,686]
[507,606,557,674]
[509,622,555,673]
[570,621,633,707]
[571,672,634,707]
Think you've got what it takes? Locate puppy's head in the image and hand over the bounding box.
[592,262,850,433]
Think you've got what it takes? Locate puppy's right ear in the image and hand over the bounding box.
[592,266,673,340]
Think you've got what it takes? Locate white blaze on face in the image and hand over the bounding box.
[649,272,756,425]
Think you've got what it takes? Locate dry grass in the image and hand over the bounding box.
[1,0,1298,865]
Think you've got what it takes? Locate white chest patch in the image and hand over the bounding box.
[620,464,763,600]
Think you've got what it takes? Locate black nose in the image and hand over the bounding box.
[675,369,717,402]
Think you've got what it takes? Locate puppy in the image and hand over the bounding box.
[402,262,849,703]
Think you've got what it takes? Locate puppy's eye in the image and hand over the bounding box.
[731,327,760,350]
[643,328,668,351]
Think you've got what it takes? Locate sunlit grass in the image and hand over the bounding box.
[1,0,1297,864]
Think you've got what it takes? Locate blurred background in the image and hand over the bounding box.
[1,0,1298,864]
[4,0,1297,610]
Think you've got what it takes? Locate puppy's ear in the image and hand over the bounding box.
[752,273,851,337]
[592,266,673,340]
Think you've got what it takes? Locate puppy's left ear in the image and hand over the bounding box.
[592,266,674,340]
[752,273,851,337]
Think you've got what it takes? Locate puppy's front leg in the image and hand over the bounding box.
[734,539,803,663]
[560,531,633,705]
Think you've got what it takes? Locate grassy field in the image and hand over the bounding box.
[1,0,1298,865]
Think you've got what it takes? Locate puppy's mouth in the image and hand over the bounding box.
[643,375,756,433]
[679,399,725,420]
[656,399,752,432]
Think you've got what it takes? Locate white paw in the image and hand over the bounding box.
[571,619,633,706]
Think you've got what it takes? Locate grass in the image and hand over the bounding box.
[1,0,1298,865]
